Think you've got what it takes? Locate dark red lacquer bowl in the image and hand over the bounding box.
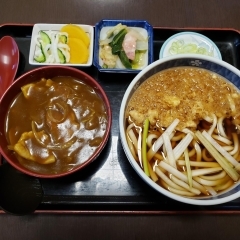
[0,66,112,178]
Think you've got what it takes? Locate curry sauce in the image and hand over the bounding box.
[5,76,108,175]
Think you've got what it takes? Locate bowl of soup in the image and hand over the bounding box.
[119,54,240,205]
[0,66,111,178]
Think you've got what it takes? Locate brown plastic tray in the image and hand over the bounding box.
[1,24,240,214]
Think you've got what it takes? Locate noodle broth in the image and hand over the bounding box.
[125,67,240,198]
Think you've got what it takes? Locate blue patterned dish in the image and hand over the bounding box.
[119,54,240,205]
[93,19,154,73]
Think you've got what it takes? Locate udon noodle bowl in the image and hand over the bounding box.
[125,66,240,198]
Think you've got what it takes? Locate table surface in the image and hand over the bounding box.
[1,0,240,239]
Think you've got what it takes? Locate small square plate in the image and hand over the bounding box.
[93,19,154,73]
[29,23,94,67]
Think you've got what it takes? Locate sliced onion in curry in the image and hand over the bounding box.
[46,101,68,123]
[31,121,77,150]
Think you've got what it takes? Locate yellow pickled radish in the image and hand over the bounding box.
[60,24,90,47]
[68,37,89,64]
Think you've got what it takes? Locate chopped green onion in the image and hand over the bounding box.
[137,127,143,167]
[195,131,239,181]
[162,132,176,168]
[173,133,193,160]
[147,118,180,161]
[142,119,150,177]
[184,149,192,188]
[202,131,240,173]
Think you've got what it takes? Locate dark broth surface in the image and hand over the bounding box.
[5,76,108,175]
[127,67,240,130]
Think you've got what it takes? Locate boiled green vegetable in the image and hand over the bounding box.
[119,50,132,69]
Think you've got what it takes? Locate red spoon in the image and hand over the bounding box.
[0,39,42,215]
[0,36,19,99]
[0,36,19,163]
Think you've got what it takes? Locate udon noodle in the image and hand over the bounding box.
[125,67,240,197]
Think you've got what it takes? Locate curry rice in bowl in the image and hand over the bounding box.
[119,54,240,205]
[0,66,111,178]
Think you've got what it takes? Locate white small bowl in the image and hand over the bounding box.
[159,32,222,60]
[29,24,94,67]
[119,54,240,205]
